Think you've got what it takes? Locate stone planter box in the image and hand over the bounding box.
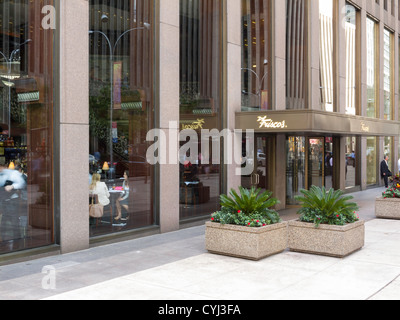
[205,221,288,261]
[376,197,400,220]
[288,220,365,258]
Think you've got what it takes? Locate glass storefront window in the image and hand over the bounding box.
[319,0,334,112]
[384,136,393,171]
[366,137,377,185]
[89,1,155,237]
[344,3,358,116]
[309,138,324,188]
[241,0,271,111]
[0,0,54,254]
[383,29,393,120]
[286,0,308,110]
[324,137,334,189]
[179,0,223,219]
[366,18,378,118]
[398,139,400,175]
[345,137,358,189]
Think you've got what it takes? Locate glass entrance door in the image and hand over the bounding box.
[308,138,324,188]
[242,135,273,193]
[286,137,306,205]
[286,136,333,205]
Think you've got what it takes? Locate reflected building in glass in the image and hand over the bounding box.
[88,0,155,237]
[0,0,54,255]
[179,0,223,220]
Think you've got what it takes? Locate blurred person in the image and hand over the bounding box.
[0,163,27,241]
[381,155,392,189]
[0,163,26,197]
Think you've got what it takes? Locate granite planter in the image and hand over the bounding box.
[375,197,400,220]
[205,221,288,261]
[288,220,365,258]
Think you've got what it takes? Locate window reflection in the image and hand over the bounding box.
[286,0,307,110]
[286,137,306,205]
[383,29,393,120]
[345,137,359,189]
[179,0,223,220]
[0,0,54,254]
[367,137,377,185]
[384,137,393,171]
[319,0,334,112]
[89,1,155,236]
[241,0,271,111]
[366,18,378,118]
[345,4,357,115]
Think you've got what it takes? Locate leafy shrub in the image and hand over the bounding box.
[389,174,400,187]
[295,186,360,227]
[383,187,400,199]
[210,187,281,228]
[220,186,280,215]
[383,176,400,198]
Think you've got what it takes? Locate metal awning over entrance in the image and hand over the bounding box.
[236,110,400,137]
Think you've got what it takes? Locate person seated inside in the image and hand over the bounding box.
[115,171,130,221]
[89,173,110,213]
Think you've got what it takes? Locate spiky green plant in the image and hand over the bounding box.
[212,186,281,227]
[220,186,280,215]
[295,186,360,227]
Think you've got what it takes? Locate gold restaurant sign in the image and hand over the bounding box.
[257,115,288,129]
[181,119,205,130]
[360,121,370,133]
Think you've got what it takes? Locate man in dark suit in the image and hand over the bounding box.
[381,155,392,188]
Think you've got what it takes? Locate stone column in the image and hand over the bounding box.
[272,0,286,110]
[226,0,242,193]
[274,134,286,211]
[335,0,346,114]
[159,0,180,233]
[58,0,90,253]
[359,4,367,117]
[309,0,321,110]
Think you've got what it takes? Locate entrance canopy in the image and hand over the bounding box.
[236,110,400,137]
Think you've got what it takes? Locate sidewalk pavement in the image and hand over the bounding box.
[1,187,400,300]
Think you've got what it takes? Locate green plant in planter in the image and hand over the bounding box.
[382,187,400,199]
[295,186,360,227]
[211,186,281,227]
[389,174,400,187]
[383,177,400,199]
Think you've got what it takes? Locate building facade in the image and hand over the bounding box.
[0,0,399,261]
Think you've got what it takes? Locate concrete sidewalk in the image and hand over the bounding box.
[1,187,400,300]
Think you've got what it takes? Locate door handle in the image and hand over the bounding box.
[251,173,259,186]
[251,173,260,185]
